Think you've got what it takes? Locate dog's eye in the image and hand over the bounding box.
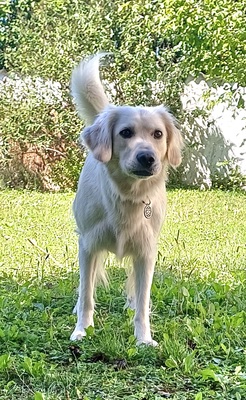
[153,130,163,139]
[119,128,134,139]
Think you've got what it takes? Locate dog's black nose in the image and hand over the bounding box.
[136,152,155,169]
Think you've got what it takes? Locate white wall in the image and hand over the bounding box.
[180,80,246,188]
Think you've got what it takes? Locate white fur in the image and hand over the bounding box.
[70,54,183,346]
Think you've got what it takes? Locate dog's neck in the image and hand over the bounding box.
[104,162,167,203]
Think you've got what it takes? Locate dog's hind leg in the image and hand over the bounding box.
[70,238,102,341]
[125,269,136,310]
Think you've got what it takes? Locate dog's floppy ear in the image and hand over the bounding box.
[157,106,183,167]
[82,106,116,163]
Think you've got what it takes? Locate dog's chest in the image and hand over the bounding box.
[109,200,160,258]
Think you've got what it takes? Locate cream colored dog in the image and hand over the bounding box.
[70,54,183,346]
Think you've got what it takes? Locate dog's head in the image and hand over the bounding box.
[82,105,183,179]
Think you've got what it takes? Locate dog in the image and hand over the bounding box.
[70,54,183,346]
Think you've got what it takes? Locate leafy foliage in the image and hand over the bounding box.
[1,0,245,189]
[0,75,81,190]
[4,0,245,87]
[166,0,246,85]
[0,0,36,69]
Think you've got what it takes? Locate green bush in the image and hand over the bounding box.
[0,75,82,189]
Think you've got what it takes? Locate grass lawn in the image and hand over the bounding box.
[0,189,245,400]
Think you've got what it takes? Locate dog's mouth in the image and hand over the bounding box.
[125,162,160,179]
[132,170,154,177]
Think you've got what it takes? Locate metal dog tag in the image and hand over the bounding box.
[143,201,152,219]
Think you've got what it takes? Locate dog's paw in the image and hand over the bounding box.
[136,339,158,347]
[70,329,86,341]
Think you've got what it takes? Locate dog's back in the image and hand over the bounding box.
[71,54,109,125]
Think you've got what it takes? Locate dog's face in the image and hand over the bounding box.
[83,105,183,179]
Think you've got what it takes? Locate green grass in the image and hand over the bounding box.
[0,189,245,400]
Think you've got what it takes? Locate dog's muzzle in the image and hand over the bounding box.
[132,151,156,177]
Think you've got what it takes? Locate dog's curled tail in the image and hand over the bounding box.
[71,53,110,125]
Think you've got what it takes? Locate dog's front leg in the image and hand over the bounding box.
[70,239,97,341]
[133,255,157,346]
